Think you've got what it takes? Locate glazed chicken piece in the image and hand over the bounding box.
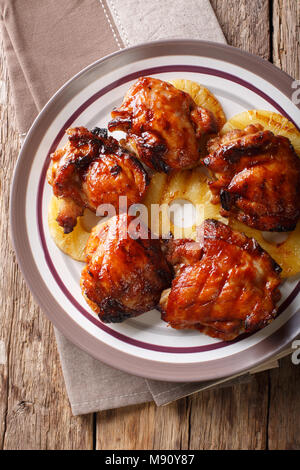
[108,77,217,172]
[160,219,282,341]
[81,213,172,322]
[204,124,300,231]
[47,127,149,233]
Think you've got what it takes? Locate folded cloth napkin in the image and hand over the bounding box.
[1,0,287,415]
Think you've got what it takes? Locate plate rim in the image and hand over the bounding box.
[10,39,300,382]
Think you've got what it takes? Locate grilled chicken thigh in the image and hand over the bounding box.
[47,127,149,233]
[81,214,172,322]
[204,124,300,231]
[160,219,281,341]
[108,77,218,172]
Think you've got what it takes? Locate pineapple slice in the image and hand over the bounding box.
[142,167,227,241]
[48,196,98,262]
[221,109,300,156]
[170,78,226,131]
[230,219,300,279]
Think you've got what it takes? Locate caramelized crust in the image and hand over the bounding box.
[160,219,282,341]
[47,127,149,233]
[108,77,217,172]
[81,214,172,322]
[204,124,300,231]
[161,238,203,275]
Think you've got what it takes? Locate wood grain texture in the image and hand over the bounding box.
[268,357,300,450]
[97,400,190,450]
[188,375,269,450]
[273,0,300,79]
[0,41,93,450]
[1,0,299,450]
[210,0,270,58]
[97,404,156,450]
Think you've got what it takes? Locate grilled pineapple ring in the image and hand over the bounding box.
[229,220,300,279]
[221,109,300,278]
[143,168,227,240]
[170,79,226,131]
[221,109,300,156]
[48,196,93,262]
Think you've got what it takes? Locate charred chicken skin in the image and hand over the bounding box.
[80,213,172,323]
[47,127,149,233]
[160,219,281,341]
[108,77,218,173]
[204,124,300,232]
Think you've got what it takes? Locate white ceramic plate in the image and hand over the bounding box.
[11,40,300,381]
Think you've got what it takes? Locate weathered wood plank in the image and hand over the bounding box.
[97,399,190,450]
[97,404,156,450]
[272,0,300,79]
[188,375,269,450]
[0,40,19,448]
[268,357,300,450]
[152,399,190,450]
[210,0,270,59]
[0,40,94,450]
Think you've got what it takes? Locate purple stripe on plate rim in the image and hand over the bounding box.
[37,64,300,354]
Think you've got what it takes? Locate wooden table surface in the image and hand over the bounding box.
[1,0,299,450]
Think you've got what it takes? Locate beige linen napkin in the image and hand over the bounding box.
[2,0,286,415]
